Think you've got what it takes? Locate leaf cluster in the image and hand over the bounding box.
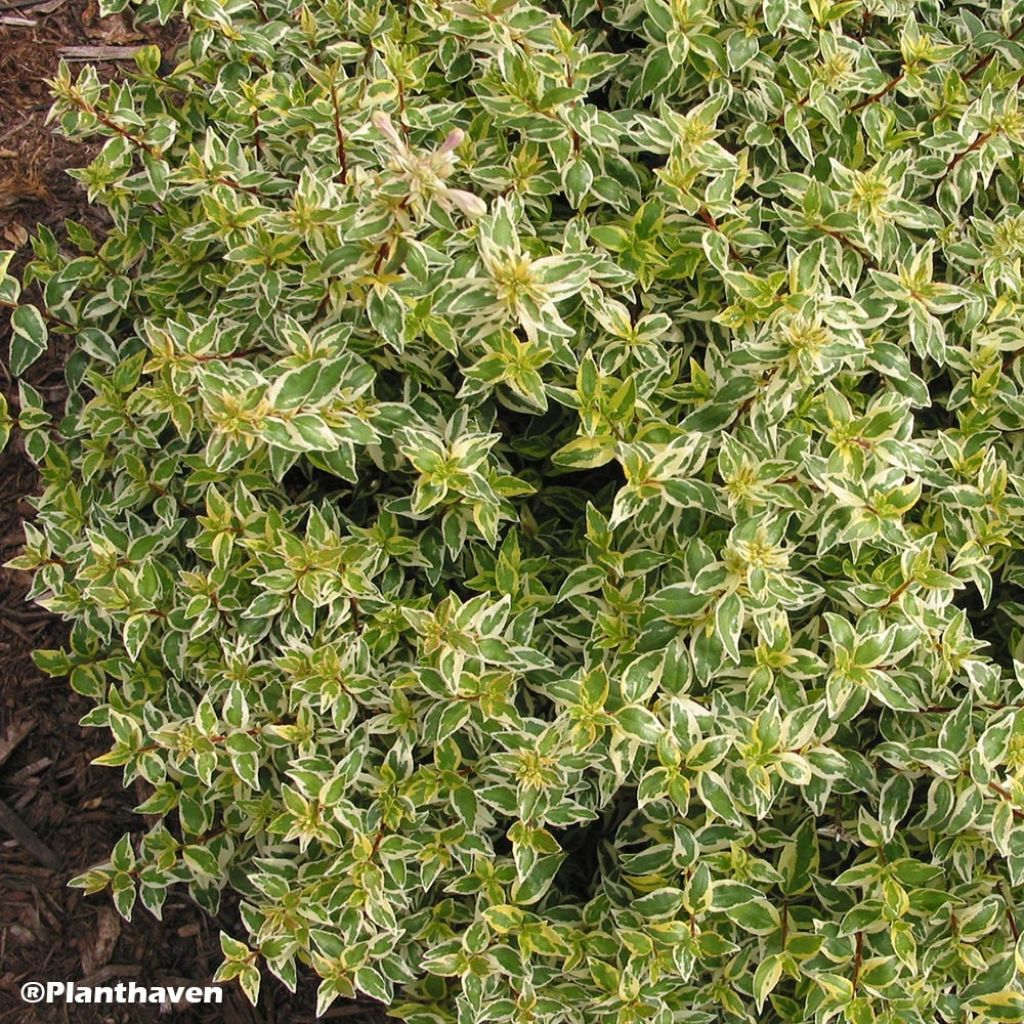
[6,0,1024,1021]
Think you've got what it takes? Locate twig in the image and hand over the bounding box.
[1003,347,1024,371]
[58,46,144,60]
[988,781,1024,821]
[67,94,156,156]
[329,83,348,184]
[371,241,390,275]
[1003,882,1021,941]
[773,95,808,126]
[697,207,743,264]
[936,131,993,191]
[0,296,74,331]
[963,23,1024,80]
[819,226,876,266]
[849,72,905,113]
[882,579,911,608]
[212,176,265,197]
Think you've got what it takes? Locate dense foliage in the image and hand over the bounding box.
[5,0,1024,1019]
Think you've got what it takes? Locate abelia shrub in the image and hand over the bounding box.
[5,0,1024,1020]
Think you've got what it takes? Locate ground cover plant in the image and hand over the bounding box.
[4,0,1024,1020]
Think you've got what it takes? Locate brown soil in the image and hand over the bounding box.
[0,5,385,1022]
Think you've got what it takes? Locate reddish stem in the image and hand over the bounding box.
[849,72,905,113]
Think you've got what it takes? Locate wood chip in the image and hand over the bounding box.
[0,718,34,770]
[3,923,38,945]
[57,45,143,60]
[7,757,52,784]
[87,11,143,43]
[0,797,61,870]
[293,1007,386,1022]
[0,617,32,643]
[0,876,52,891]
[78,964,142,987]
[80,907,122,976]
[0,861,55,876]
[0,14,36,25]
[3,223,29,247]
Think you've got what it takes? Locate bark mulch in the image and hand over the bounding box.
[0,5,388,1022]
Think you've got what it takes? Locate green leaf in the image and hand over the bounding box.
[123,613,153,663]
[753,953,784,1012]
[724,898,780,935]
[10,305,47,376]
[182,844,222,880]
[714,591,743,663]
[551,434,618,469]
[615,705,663,743]
[967,991,1024,1022]
[697,770,744,826]
[0,392,10,452]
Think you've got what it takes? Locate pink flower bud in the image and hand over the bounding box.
[445,188,487,218]
[370,110,402,147]
[438,129,465,154]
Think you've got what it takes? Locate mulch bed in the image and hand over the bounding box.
[0,5,386,1022]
